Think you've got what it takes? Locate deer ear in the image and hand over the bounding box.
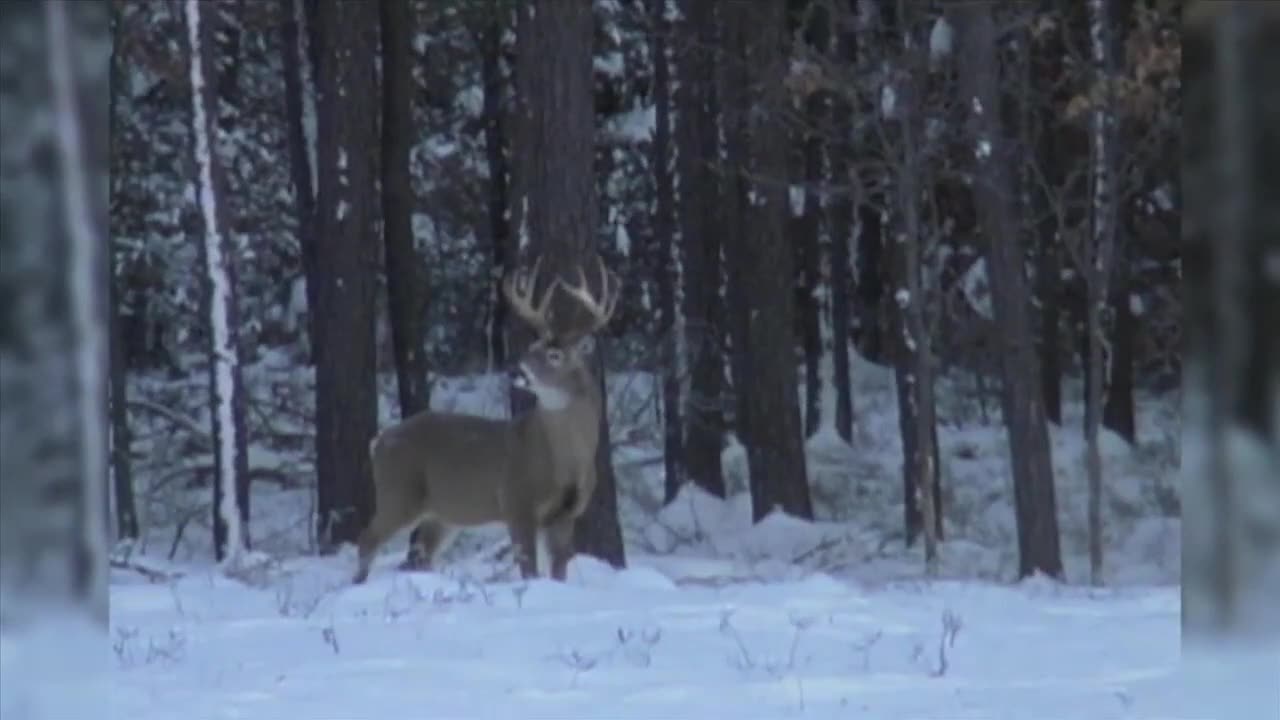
[574,335,596,356]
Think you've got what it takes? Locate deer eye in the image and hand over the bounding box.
[545,348,564,365]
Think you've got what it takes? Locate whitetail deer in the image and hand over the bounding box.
[352,254,621,584]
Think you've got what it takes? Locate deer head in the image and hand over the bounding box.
[502,253,621,411]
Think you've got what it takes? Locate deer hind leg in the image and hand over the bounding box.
[399,518,454,572]
[506,511,539,580]
[353,503,421,584]
[543,517,576,582]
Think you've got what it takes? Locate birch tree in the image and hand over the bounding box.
[107,0,139,546]
[1080,0,1117,587]
[46,0,109,618]
[1183,0,1280,638]
[649,0,685,504]
[184,0,250,565]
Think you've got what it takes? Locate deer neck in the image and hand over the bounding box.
[522,393,600,465]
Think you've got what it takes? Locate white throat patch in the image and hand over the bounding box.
[520,364,570,411]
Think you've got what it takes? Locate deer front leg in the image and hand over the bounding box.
[354,503,419,584]
[506,511,539,579]
[399,518,452,572]
[544,517,576,582]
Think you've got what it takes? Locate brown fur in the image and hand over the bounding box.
[352,336,605,584]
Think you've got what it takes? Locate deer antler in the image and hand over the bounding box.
[502,255,558,340]
[558,254,621,335]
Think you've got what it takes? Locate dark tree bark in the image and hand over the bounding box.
[281,0,321,363]
[726,1,813,523]
[650,0,685,505]
[854,203,888,364]
[825,16,856,444]
[794,93,824,437]
[381,0,429,419]
[1028,18,1065,426]
[480,11,511,368]
[1036,236,1063,425]
[512,0,625,568]
[183,0,251,561]
[719,0,755,456]
[108,1,138,543]
[108,233,138,543]
[1103,244,1136,443]
[313,0,378,551]
[952,2,1063,579]
[674,0,726,498]
[886,5,941,559]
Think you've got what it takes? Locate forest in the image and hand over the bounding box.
[1,0,1278,717]
[101,0,1183,584]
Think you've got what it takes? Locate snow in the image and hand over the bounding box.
[929,18,954,61]
[614,213,631,257]
[604,105,655,143]
[1129,293,1145,316]
[186,0,244,565]
[108,552,1194,719]
[959,258,994,320]
[880,84,896,118]
[112,339,1199,718]
[789,185,805,216]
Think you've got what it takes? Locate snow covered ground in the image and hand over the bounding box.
[108,553,1192,720]
[99,348,1214,718]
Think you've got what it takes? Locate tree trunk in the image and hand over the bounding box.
[1103,246,1136,443]
[720,0,754,458]
[1182,3,1280,637]
[381,0,429,419]
[675,0,726,498]
[796,94,824,437]
[889,15,941,564]
[313,0,378,551]
[47,0,109,617]
[281,0,320,364]
[854,203,887,364]
[1037,236,1063,425]
[108,0,138,544]
[1083,0,1118,587]
[512,0,625,568]
[184,0,251,564]
[727,1,813,523]
[952,2,1063,579]
[1028,17,1065,426]
[798,96,819,438]
[108,227,138,544]
[825,16,856,443]
[650,0,685,505]
[480,12,511,369]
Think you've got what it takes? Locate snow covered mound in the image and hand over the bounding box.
[109,557,1194,719]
